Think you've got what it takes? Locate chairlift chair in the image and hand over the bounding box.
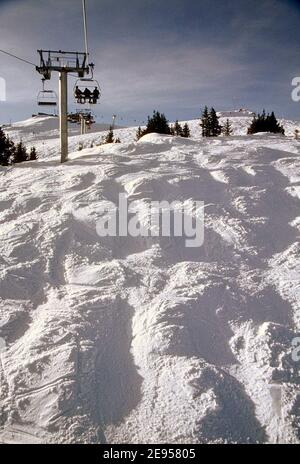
[37,79,58,108]
[68,109,95,125]
[74,77,101,105]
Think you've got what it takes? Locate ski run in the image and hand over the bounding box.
[0,111,300,444]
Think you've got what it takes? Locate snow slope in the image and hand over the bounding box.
[0,116,300,444]
[4,115,122,145]
[4,111,300,150]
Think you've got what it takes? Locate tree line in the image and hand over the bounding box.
[2,107,287,164]
[0,127,37,166]
[200,106,285,137]
[131,108,285,141]
[247,110,284,135]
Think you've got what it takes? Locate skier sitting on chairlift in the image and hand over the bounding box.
[92,87,100,104]
[84,87,92,104]
[75,86,83,104]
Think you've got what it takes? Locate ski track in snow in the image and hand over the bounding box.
[0,114,300,443]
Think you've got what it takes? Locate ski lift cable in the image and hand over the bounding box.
[0,49,83,88]
[0,49,36,67]
[82,0,89,58]
[1,1,92,72]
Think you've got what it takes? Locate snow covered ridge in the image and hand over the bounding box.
[3,115,122,145]
[217,109,256,118]
[0,120,300,444]
[3,111,300,149]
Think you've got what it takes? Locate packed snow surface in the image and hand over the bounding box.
[0,114,300,444]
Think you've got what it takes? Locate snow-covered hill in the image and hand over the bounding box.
[4,115,122,145]
[0,115,300,444]
[3,112,299,165]
[4,112,300,150]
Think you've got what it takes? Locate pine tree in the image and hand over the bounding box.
[209,108,222,137]
[29,147,38,160]
[200,106,210,137]
[222,119,233,136]
[136,126,143,141]
[0,127,6,155]
[6,138,15,165]
[266,112,285,135]
[174,120,183,136]
[144,111,171,135]
[169,125,175,136]
[115,138,121,143]
[12,141,28,164]
[247,110,285,135]
[258,110,267,133]
[0,129,32,166]
[0,127,11,166]
[247,115,257,134]
[248,111,266,134]
[136,111,171,138]
[295,129,299,140]
[105,126,114,144]
[182,123,191,138]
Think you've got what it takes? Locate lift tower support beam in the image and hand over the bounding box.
[59,71,68,163]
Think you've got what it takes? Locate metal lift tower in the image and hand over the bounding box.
[36,50,90,163]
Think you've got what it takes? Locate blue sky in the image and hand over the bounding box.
[0,0,299,124]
